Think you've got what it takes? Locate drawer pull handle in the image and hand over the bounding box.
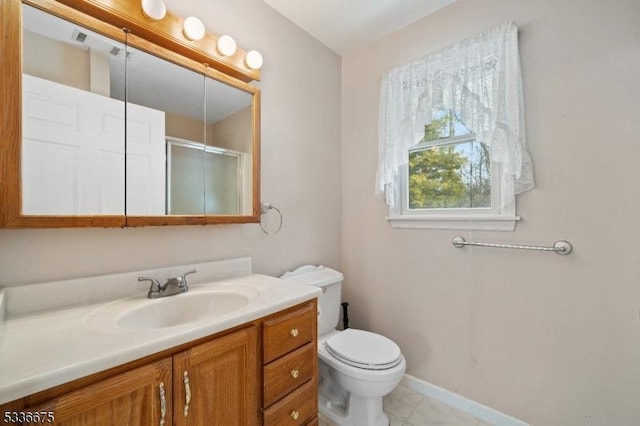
[290,328,299,337]
[159,382,167,426]
[290,369,299,378]
[290,410,300,420]
[183,371,192,417]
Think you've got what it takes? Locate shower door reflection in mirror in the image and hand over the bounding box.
[204,75,253,215]
[167,138,245,215]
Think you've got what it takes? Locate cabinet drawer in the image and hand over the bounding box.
[263,380,316,426]
[264,342,315,406]
[263,302,316,363]
[305,418,318,426]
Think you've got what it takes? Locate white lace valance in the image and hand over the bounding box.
[376,21,534,211]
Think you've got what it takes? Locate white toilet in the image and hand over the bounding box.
[281,265,406,426]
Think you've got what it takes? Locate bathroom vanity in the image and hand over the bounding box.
[0,258,321,425]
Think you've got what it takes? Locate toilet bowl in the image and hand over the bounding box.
[281,265,406,426]
[318,329,406,426]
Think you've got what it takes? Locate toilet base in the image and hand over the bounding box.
[318,389,389,426]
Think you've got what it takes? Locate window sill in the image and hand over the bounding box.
[387,215,520,231]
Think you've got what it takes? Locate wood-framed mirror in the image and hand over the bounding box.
[0,0,261,228]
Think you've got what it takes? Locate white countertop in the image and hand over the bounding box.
[0,272,321,404]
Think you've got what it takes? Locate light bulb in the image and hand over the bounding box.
[141,0,166,21]
[245,50,263,70]
[183,17,205,41]
[216,35,237,57]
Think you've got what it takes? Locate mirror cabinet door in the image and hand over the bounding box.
[122,44,206,216]
[22,4,126,216]
[204,77,253,216]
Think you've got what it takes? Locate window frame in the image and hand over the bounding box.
[387,130,520,231]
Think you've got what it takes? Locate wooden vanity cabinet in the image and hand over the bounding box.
[23,358,172,426]
[16,328,258,426]
[2,300,317,426]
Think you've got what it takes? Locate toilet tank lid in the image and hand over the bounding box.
[280,265,343,287]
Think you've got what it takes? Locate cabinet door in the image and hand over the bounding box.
[24,358,172,426]
[173,326,258,426]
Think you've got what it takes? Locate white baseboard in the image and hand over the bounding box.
[401,374,529,426]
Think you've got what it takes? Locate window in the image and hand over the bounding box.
[391,110,512,230]
[377,22,534,231]
[408,110,491,210]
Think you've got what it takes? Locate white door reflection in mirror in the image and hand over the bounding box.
[21,4,126,215]
[23,75,125,214]
[22,75,167,215]
[125,103,166,215]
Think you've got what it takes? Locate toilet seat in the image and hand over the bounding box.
[324,329,402,370]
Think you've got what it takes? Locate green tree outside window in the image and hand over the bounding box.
[408,110,491,209]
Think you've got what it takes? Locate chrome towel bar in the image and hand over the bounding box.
[452,236,573,255]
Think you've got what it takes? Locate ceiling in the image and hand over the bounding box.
[262,0,456,54]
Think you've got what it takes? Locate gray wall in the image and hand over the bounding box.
[341,0,640,425]
[0,0,342,284]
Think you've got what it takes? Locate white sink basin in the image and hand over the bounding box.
[118,291,250,330]
[86,284,259,332]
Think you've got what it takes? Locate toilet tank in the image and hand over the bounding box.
[280,265,343,336]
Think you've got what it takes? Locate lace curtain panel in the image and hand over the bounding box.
[376,21,534,211]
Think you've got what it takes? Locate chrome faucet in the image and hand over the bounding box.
[138,269,197,299]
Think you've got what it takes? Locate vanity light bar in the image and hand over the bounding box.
[143,0,263,71]
[54,0,261,82]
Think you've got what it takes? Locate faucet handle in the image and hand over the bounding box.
[182,269,197,277]
[179,269,197,287]
[138,276,161,292]
[138,277,160,291]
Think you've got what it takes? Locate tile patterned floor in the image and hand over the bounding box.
[318,383,493,426]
